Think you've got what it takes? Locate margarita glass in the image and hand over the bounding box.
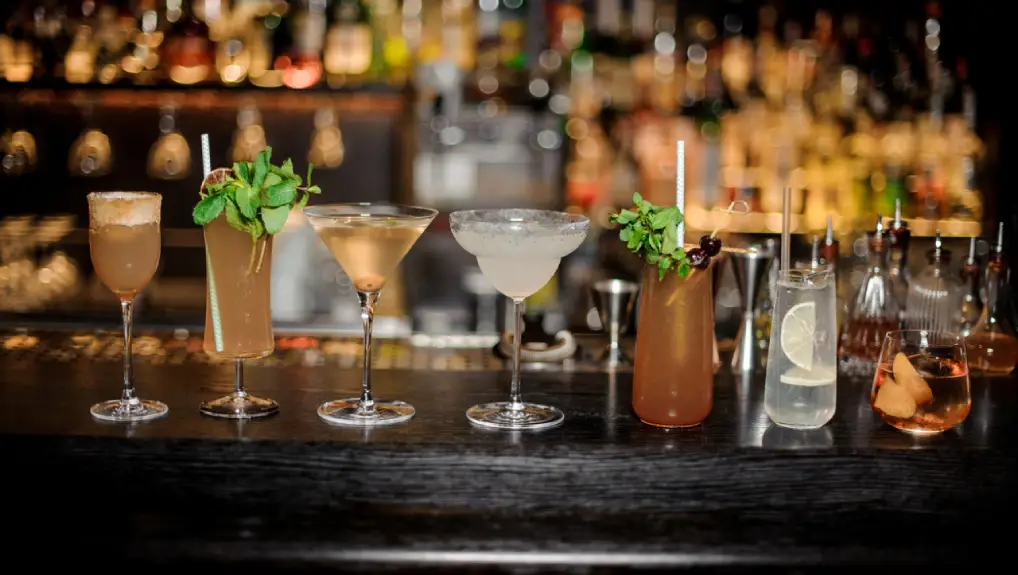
[450,209,590,430]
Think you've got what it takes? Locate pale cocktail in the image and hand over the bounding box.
[305,203,436,426]
[450,209,589,430]
[87,191,167,422]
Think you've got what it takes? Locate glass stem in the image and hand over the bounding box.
[234,359,246,397]
[358,291,379,414]
[120,299,137,405]
[509,297,524,410]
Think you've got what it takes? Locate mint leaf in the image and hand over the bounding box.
[295,191,310,211]
[306,162,314,187]
[661,224,677,255]
[619,228,632,242]
[306,185,321,194]
[224,200,248,234]
[264,180,297,207]
[264,172,282,189]
[657,256,671,280]
[252,147,271,189]
[193,193,226,226]
[281,158,294,177]
[235,184,260,219]
[615,209,638,224]
[261,205,289,235]
[632,192,643,205]
[233,162,251,184]
[650,209,672,230]
[677,260,692,278]
[249,215,265,239]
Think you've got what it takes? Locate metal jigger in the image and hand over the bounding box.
[730,247,774,373]
[591,279,639,368]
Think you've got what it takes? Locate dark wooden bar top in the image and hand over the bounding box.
[2,340,1015,572]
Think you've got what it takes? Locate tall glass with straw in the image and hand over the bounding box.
[197,134,279,419]
[764,188,838,428]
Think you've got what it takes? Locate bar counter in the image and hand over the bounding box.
[2,331,1014,571]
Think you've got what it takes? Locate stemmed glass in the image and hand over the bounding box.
[450,209,590,430]
[304,203,437,426]
[871,330,971,434]
[87,192,167,422]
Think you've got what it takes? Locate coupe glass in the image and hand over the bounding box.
[304,203,437,426]
[871,330,971,434]
[87,192,167,422]
[450,209,589,430]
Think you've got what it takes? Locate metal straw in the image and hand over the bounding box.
[780,187,791,272]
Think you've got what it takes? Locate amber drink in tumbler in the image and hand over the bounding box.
[632,261,714,428]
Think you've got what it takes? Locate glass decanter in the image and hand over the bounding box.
[957,237,982,337]
[967,224,1018,374]
[841,215,901,365]
[903,231,961,333]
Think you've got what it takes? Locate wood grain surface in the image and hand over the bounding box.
[1,355,1015,572]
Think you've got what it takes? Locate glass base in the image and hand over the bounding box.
[466,401,564,430]
[317,398,414,427]
[90,399,168,423]
[200,393,279,419]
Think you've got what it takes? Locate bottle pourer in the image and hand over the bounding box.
[874,213,884,237]
[824,216,835,246]
[996,222,1005,254]
[892,198,905,230]
[811,235,821,270]
[967,236,977,266]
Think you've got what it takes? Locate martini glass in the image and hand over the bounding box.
[450,209,590,430]
[304,203,437,426]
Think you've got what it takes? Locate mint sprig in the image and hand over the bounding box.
[192,146,322,237]
[609,192,692,280]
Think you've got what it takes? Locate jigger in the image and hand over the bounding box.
[591,279,639,367]
[730,246,774,372]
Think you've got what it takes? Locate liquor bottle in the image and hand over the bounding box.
[248,0,287,87]
[886,198,910,318]
[279,0,325,89]
[957,237,982,337]
[967,224,1018,374]
[2,3,35,82]
[164,0,213,84]
[903,231,961,333]
[841,215,901,365]
[120,0,162,83]
[324,0,373,84]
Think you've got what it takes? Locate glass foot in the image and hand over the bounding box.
[317,398,414,427]
[466,401,564,430]
[90,399,168,423]
[200,393,279,419]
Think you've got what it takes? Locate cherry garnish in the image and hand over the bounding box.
[687,247,710,270]
[699,235,722,257]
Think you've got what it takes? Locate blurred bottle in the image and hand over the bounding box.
[279,0,325,89]
[324,0,373,85]
[957,237,982,337]
[967,224,1018,374]
[841,215,900,364]
[886,199,910,318]
[164,0,212,84]
[903,231,960,333]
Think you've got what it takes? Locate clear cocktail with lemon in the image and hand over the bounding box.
[764,267,838,428]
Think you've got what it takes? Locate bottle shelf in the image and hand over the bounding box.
[0,81,405,113]
[685,206,982,238]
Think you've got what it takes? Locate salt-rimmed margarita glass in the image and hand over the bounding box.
[450,209,589,430]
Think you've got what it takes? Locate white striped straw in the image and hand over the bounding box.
[676,140,685,247]
[201,133,211,178]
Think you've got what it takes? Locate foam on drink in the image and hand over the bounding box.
[87,192,161,227]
